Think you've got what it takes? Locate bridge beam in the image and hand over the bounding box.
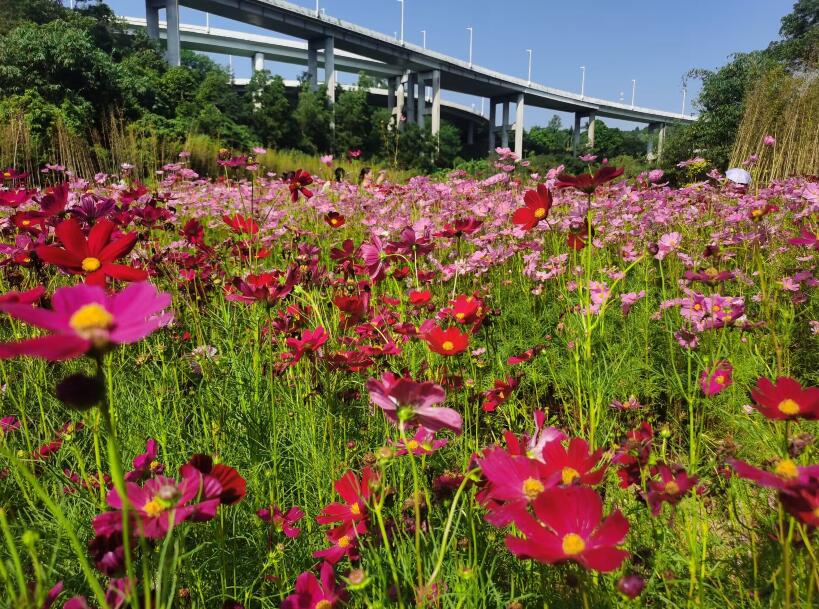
[165,0,181,67]
[514,92,524,158]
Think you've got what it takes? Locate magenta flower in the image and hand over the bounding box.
[1,416,20,435]
[125,438,164,482]
[390,427,448,456]
[257,505,304,538]
[282,562,348,609]
[788,227,819,250]
[700,361,733,396]
[366,372,462,434]
[359,235,389,281]
[0,282,172,361]
[763,134,776,146]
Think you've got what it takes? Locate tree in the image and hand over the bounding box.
[292,83,332,153]
[333,80,372,156]
[247,71,296,150]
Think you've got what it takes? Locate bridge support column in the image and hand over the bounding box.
[514,92,524,158]
[253,52,265,74]
[393,76,405,128]
[467,121,474,145]
[165,0,181,67]
[417,76,426,129]
[431,70,441,137]
[488,98,497,152]
[657,123,666,161]
[572,113,582,155]
[406,73,417,125]
[307,39,320,92]
[587,112,596,149]
[501,100,510,149]
[145,1,160,41]
[324,36,336,105]
[647,123,658,159]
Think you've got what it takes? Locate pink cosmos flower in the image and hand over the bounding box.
[0,282,172,361]
[124,438,164,482]
[257,505,304,538]
[700,361,733,396]
[390,427,448,456]
[788,227,819,250]
[763,135,776,146]
[281,561,348,609]
[366,372,462,434]
[320,154,334,167]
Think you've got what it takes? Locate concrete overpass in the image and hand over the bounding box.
[140,0,696,157]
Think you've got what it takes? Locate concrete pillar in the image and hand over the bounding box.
[514,92,524,158]
[417,76,426,129]
[307,39,320,92]
[253,52,265,73]
[387,77,397,114]
[467,121,474,145]
[165,0,181,67]
[646,123,655,158]
[587,112,596,149]
[501,100,510,149]
[406,73,417,124]
[573,113,582,154]
[395,75,406,128]
[488,98,496,152]
[431,69,441,137]
[145,1,160,41]
[657,123,666,161]
[324,36,336,105]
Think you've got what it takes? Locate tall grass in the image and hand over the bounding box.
[731,67,819,180]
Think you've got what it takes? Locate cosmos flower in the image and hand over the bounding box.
[645,463,699,515]
[540,437,607,486]
[180,454,247,506]
[222,214,260,235]
[257,505,304,538]
[749,376,819,420]
[125,438,164,482]
[700,361,733,396]
[316,468,377,527]
[366,372,462,434]
[0,282,172,361]
[289,170,314,202]
[282,562,348,609]
[788,227,819,250]
[481,377,518,412]
[324,211,345,228]
[35,219,146,286]
[555,166,625,194]
[390,427,448,456]
[512,184,552,231]
[504,486,629,572]
[422,324,469,356]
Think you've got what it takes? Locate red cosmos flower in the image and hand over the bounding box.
[780,482,819,527]
[684,267,735,285]
[748,203,778,222]
[0,286,44,306]
[541,437,607,486]
[434,217,483,238]
[285,326,328,364]
[366,372,462,435]
[37,182,70,217]
[289,169,314,202]
[35,218,146,286]
[612,422,654,488]
[555,166,625,194]
[0,188,34,208]
[477,447,557,526]
[422,324,469,356]
[1,167,29,181]
[226,267,299,305]
[408,290,432,306]
[788,227,819,250]
[450,294,485,325]
[324,211,345,228]
[317,468,378,527]
[482,377,518,412]
[645,463,700,515]
[750,376,819,420]
[728,458,819,491]
[180,454,246,506]
[315,521,365,563]
[257,505,304,538]
[512,184,552,231]
[282,562,348,609]
[504,486,629,573]
[222,214,259,235]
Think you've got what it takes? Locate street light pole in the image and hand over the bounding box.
[467,27,473,67]
[397,0,405,44]
[631,79,636,108]
[526,49,532,85]
[315,0,319,17]
[580,66,585,99]
[681,87,687,116]
[421,30,426,49]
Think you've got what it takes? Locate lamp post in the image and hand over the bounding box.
[397,0,405,44]
[526,49,532,85]
[681,87,687,116]
[467,27,473,67]
[421,30,426,49]
[315,0,319,17]
[580,66,585,99]
[631,79,636,108]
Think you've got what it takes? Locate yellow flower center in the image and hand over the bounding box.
[497,391,505,400]
[21,220,30,226]
[331,218,338,225]
[81,257,102,272]
[715,375,725,385]
[562,533,586,556]
[521,477,544,500]
[664,480,680,495]
[752,208,763,218]
[69,303,114,338]
[406,440,420,451]
[350,503,361,516]
[813,507,819,518]
[777,399,800,416]
[442,340,454,352]
[143,499,164,518]
[693,303,701,310]
[2,172,10,178]
[712,305,721,312]
[561,467,580,485]
[775,459,798,480]
[705,267,718,277]
[455,312,465,320]
[534,207,546,218]
[338,535,351,548]
[315,601,332,609]
[150,460,161,471]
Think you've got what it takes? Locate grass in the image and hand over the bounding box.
[0,160,818,608]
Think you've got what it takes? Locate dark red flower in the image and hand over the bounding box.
[750,376,819,420]
[289,170,314,202]
[325,211,345,228]
[555,166,625,194]
[222,214,259,235]
[180,454,246,506]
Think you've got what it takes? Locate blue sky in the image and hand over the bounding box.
[100,0,793,128]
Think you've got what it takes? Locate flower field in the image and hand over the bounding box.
[1,151,818,609]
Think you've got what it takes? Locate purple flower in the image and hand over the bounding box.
[366,372,462,435]
[125,438,164,482]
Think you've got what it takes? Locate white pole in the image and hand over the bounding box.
[580,66,585,99]
[467,27,473,67]
[681,87,687,116]
[526,49,532,85]
[315,0,319,17]
[631,79,636,108]
[421,30,426,49]
[206,12,210,32]
[480,97,484,116]
[398,0,404,44]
